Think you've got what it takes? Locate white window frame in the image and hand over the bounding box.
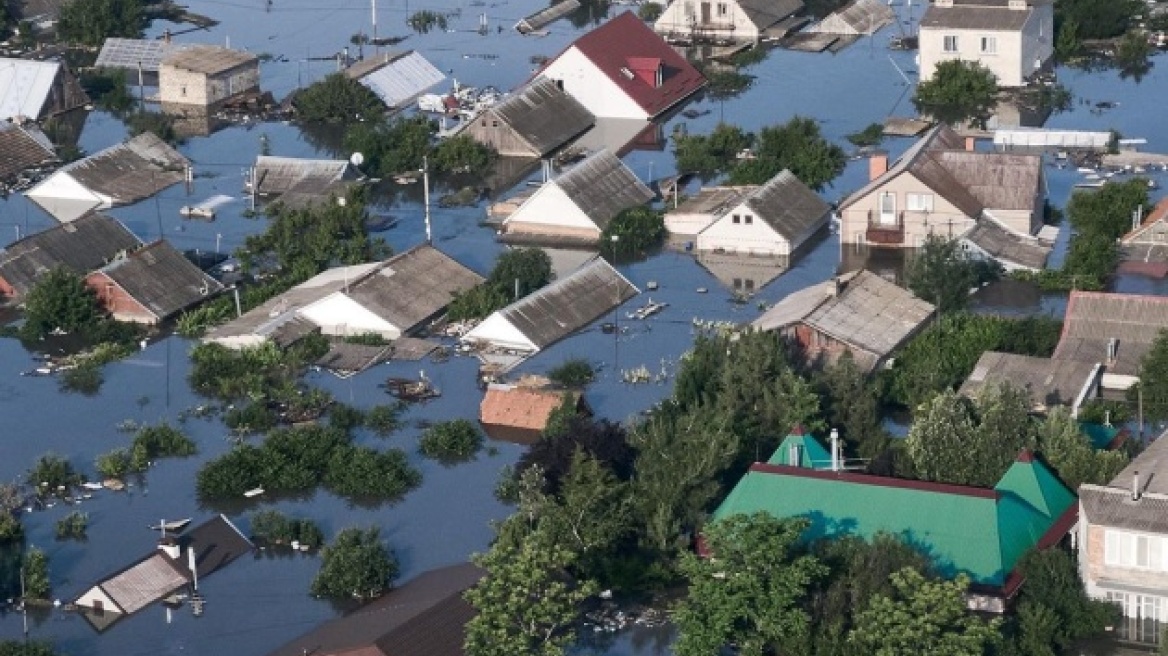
[943,35,959,53]
[1105,529,1168,571]
[906,193,934,212]
[717,2,727,16]
[878,191,896,225]
[980,36,997,54]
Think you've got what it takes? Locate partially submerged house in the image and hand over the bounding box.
[807,0,896,35]
[265,563,484,656]
[1119,197,1168,278]
[463,257,638,356]
[462,77,594,159]
[0,57,88,122]
[960,351,1101,415]
[343,50,446,110]
[654,0,804,44]
[249,155,361,200]
[480,382,587,443]
[74,515,252,631]
[205,245,483,349]
[712,448,1077,611]
[918,0,1054,88]
[838,125,1045,261]
[0,213,141,300]
[752,270,936,372]
[666,185,757,236]
[959,216,1052,272]
[85,240,224,325]
[1052,291,1168,393]
[26,133,190,222]
[0,121,57,184]
[501,149,654,246]
[159,45,260,109]
[694,169,831,257]
[538,11,707,120]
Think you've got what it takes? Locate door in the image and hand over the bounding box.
[700,2,711,24]
[878,191,896,225]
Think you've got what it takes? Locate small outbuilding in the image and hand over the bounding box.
[462,77,594,159]
[0,213,141,300]
[159,45,260,108]
[480,382,588,443]
[960,216,1052,272]
[0,57,88,122]
[85,240,225,325]
[343,50,446,110]
[694,169,831,257]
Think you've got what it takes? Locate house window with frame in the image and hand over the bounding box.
[906,193,934,212]
[1105,529,1168,571]
[980,36,997,54]
[943,35,959,52]
[732,214,741,224]
[744,215,753,225]
[717,2,728,16]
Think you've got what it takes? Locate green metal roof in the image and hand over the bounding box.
[1080,422,1122,450]
[766,430,833,468]
[712,452,1075,587]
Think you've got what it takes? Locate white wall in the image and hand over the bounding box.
[919,11,1041,87]
[75,585,121,613]
[505,183,600,233]
[653,0,761,42]
[696,200,795,256]
[665,210,718,235]
[297,292,402,339]
[464,312,538,352]
[541,47,649,120]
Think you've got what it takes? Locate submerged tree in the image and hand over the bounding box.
[311,527,397,599]
[904,234,996,313]
[728,116,846,191]
[913,60,999,127]
[293,73,386,123]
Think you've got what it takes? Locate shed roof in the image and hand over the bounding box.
[713,451,1076,588]
[921,4,1035,31]
[344,50,446,108]
[962,218,1051,270]
[809,0,896,34]
[960,351,1098,412]
[740,169,831,241]
[96,240,224,320]
[0,121,57,181]
[735,0,805,30]
[253,156,356,196]
[0,58,60,120]
[161,45,257,75]
[487,77,595,157]
[480,384,579,432]
[265,563,484,656]
[0,213,141,297]
[95,38,195,72]
[549,149,654,230]
[1053,291,1168,377]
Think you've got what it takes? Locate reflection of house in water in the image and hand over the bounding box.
[573,117,666,156]
[538,246,601,279]
[696,250,788,296]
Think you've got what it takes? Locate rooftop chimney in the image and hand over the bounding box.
[964,136,977,152]
[868,152,888,181]
[1107,337,1118,364]
[1133,470,1142,501]
[830,428,840,472]
[158,536,181,560]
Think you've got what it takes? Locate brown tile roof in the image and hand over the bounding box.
[96,240,224,321]
[1054,291,1168,377]
[0,213,141,297]
[0,122,56,181]
[480,384,579,432]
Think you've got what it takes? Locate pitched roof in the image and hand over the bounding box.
[265,563,485,656]
[713,451,1076,587]
[962,218,1051,270]
[740,169,831,241]
[547,149,654,230]
[735,0,805,30]
[1080,429,1168,532]
[0,58,61,120]
[809,0,896,35]
[0,121,57,181]
[253,156,356,196]
[960,351,1098,412]
[1053,291,1168,377]
[669,185,758,217]
[161,45,257,75]
[921,3,1035,31]
[344,50,446,108]
[0,213,141,297]
[1121,197,1168,246]
[95,240,224,320]
[562,11,706,118]
[752,270,935,362]
[480,384,578,432]
[766,428,833,468]
[487,77,595,157]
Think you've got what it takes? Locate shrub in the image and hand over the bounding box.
[328,404,365,432]
[250,510,325,548]
[366,403,407,436]
[419,420,483,464]
[95,449,132,479]
[224,402,278,434]
[311,527,398,599]
[27,454,84,495]
[637,2,663,20]
[547,358,595,387]
[23,547,50,600]
[129,424,196,471]
[55,511,88,540]
[324,446,421,499]
[600,207,665,258]
[293,73,385,123]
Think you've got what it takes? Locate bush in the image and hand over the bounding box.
[250,510,325,548]
[55,511,88,540]
[19,267,103,341]
[448,248,553,321]
[0,513,22,544]
[129,424,196,471]
[419,420,484,464]
[600,207,665,258]
[27,454,84,495]
[344,115,434,176]
[324,446,421,498]
[365,403,407,436]
[293,73,385,123]
[727,117,846,191]
[547,358,595,387]
[23,547,50,600]
[431,135,496,175]
[673,123,752,176]
[638,2,663,20]
[846,123,885,148]
[328,404,365,432]
[95,448,132,479]
[224,402,278,434]
[311,527,398,599]
[125,113,179,145]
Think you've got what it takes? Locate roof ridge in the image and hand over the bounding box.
[749,462,1001,499]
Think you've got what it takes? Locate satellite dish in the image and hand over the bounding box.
[350,152,365,167]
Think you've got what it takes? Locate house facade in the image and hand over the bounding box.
[918,0,1054,88]
[653,0,803,44]
[84,241,224,325]
[694,169,831,257]
[0,58,89,122]
[462,77,594,158]
[159,46,260,108]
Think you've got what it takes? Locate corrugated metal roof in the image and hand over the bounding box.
[486,77,594,157]
[344,244,485,332]
[808,0,894,35]
[962,217,1050,270]
[736,0,804,30]
[95,38,195,72]
[99,552,190,614]
[959,351,1097,411]
[0,122,56,181]
[0,213,141,297]
[0,58,59,121]
[920,4,1033,30]
[742,169,831,242]
[345,50,445,108]
[553,149,654,230]
[253,156,355,196]
[161,45,257,76]
[1054,292,1168,377]
[98,240,224,320]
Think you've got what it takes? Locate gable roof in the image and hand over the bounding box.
[545,149,654,230]
[962,217,1051,271]
[713,451,1076,588]
[487,77,595,157]
[344,50,446,109]
[766,427,832,468]
[735,0,805,30]
[1080,429,1168,533]
[265,563,484,656]
[161,45,257,75]
[0,213,141,297]
[480,384,579,432]
[253,156,357,196]
[562,11,706,118]
[738,169,831,241]
[0,58,58,120]
[0,121,57,181]
[1053,291,1168,377]
[960,351,1098,412]
[921,2,1037,31]
[809,0,896,35]
[94,240,224,320]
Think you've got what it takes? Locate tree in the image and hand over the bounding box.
[57,0,144,46]
[905,234,995,313]
[1035,407,1128,490]
[814,353,889,460]
[967,381,1036,480]
[546,358,594,387]
[431,135,496,174]
[1005,549,1117,655]
[518,415,634,491]
[849,568,1001,656]
[913,60,999,126]
[1136,329,1168,423]
[23,547,51,600]
[674,514,826,656]
[1055,0,1141,40]
[20,267,103,340]
[418,420,484,464]
[464,525,597,656]
[673,123,752,176]
[292,73,385,123]
[311,527,398,599]
[600,206,665,258]
[728,117,846,191]
[448,247,553,321]
[0,642,61,656]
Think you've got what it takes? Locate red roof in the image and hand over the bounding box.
[564,12,706,117]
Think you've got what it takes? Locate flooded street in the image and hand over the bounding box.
[1,0,1166,652]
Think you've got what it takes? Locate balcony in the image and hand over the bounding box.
[866,211,904,246]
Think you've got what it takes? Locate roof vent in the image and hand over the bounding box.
[1106,337,1118,364]
[1133,470,1142,501]
[620,67,635,80]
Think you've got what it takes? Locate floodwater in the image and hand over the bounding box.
[0,0,1166,652]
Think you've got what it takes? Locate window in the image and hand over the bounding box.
[1105,529,1168,571]
[732,214,741,224]
[744,215,753,225]
[744,279,755,292]
[733,278,742,289]
[980,36,997,54]
[717,2,727,16]
[491,120,499,127]
[943,35,959,52]
[906,193,934,212]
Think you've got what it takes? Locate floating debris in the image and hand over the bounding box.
[382,371,441,402]
[627,298,668,320]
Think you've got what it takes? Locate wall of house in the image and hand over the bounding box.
[840,171,975,247]
[653,0,761,42]
[919,21,1027,87]
[160,62,259,107]
[1083,522,1168,605]
[296,292,402,339]
[504,184,602,242]
[465,312,539,352]
[85,272,158,325]
[541,47,649,120]
[696,199,828,256]
[665,210,719,236]
[785,323,871,365]
[464,113,539,158]
[75,585,121,613]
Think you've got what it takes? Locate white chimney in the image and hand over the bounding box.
[830,428,840,472]
[158,536,180,560]
[1107,338,1118,364]
[1133,470,1142,501]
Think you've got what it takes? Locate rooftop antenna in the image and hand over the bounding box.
[422,155,432,244]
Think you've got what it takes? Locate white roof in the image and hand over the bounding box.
[355,51,445,108]
[95,38,195,72]
[0,58,59,121]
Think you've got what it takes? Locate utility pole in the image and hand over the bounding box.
[20,566,28,637]
[422,156,432,244]
[372,0,378,47]
[611,235,620,376]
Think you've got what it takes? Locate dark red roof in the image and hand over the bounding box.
[566,11,706,117]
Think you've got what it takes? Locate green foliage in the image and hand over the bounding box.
[344,116,433,175]
[188,338,329,403]
[448,248,553,320]
[1003,549,1118,654]
[22,547,51,600]
[1135,329,1168,422]
[95,448,132,479]
[846,123,885,148]
[27,453,84,494]
[547,358,595,388]
[703,69,754,101]
[1115,31,1152,79]
[60,362,103,395]
[328,403,365,432]
[418,420,484,464]
[343,332,389,346]
[324,445,421,497]
[431,135,496,175]
[129,423,196,471]
[19,267,103,341]
[311,527,398,599]
[407,9,448,33]
[905,234,998,313]
[849,568,1001,656]
[365,402,407,436]
[674,514,826,656]
[600,206,665,258]
[55,511,88,540]
[543,394,582,439]
[1055,18,1081,60]
[1035,407,1129,490]
[125,112,180,145]
[293,73,385,123]
[57,0,144,46]
[912,59,999,126]
[637,1,663,20]
[81,69,134,113]
[727,117,846,191]
[1055,0,1140,41]
[0,641,60,656]
[672,123,751,176]
[1075,399,1130,426]
[813,353,889,460]
[224,402,278,434]
[0,513,21,544]
[249,510,324,548]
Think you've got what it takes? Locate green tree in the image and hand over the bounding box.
[431,135,496,175]
[344,115,434,175]
[311,527,398,599]
[55,511,88,540]
[600,206,665,258]
[674,513,826,656]
[813,353,889,460]
[1035,407,1128,490]
[448,247,553,320]
[1005,549,1117,655]
[1054,18,1081,60]
[23,547,51,600]
[20,267,104,340]
[57,0,144,46]
[905,234,996,313]
[293,73,385,123]
[546,358,595,387]
[27,453,84,494]
[0,641,61,656]
[672,123,752,176]
[1136,329,1168,422]
[968,381,1036,479]
[1055,0,1141,40]
[728,117,846,191]
[849,568,1001,656]
[905,390,981,484]
[95,448,132,479]
[418,420,483,464]
[913,60,999,126]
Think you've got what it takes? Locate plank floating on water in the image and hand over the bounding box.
[515,0,581,34]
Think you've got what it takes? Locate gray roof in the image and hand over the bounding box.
[96,240,224,320]
[161,45,257,76]
[669,185,758,217]
[0,213,141,297]
[920,3,1036,31]
[0,122,56,181]
[344,50,446,108]
[553,150,654,231]
[962,218,1050,270]
[95,38,196,72]
[253,156,357,196]
[959,351,1098,411]
[478,257,639,350]
[742,169,831,242]
[753,270,935,361]
[344,244,486,332]
[1054,292,1168,377]
[809,0,896,35]
[1121,197,1168,246]
[1081,430,1168,532]
[486,77,594,157]
[736,0,804,30]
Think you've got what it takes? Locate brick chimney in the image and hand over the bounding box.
[868,152,888,181]
[965,136,977,152]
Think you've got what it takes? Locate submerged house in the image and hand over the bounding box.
[26,133,190,223]
[205,245,483,349]
[480,382,588,443]
[538,11,707,120]
[712,447,1077,611]
[0,121,57,184]
[807,0,896,35]
[0,213,141,300]
[693,169,831,257]
[85,240,224,325]
[159,45,260,109]
[1052,291,1168,393]
[343,50,446,110]
[462,77,594,159]
[654,0,804,44]
[249,155,361,202]
[919,0,1054,88]
[501,149,654,246]
[0,57,88,122]
[752,270,935,372]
